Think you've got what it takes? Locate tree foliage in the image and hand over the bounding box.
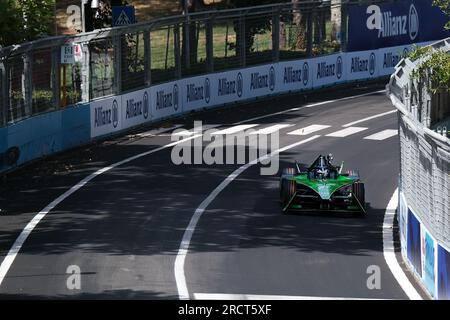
[410,48,450,94]
[408,1,450,93]
[433,0,450,29]
[0,0,55,47]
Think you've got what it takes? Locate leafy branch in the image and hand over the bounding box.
[409,46,450,94]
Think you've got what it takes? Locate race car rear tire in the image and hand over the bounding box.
[282,167,296,177]
[280,178,296,213]
[280,167,296,198]
[352,181,366,216]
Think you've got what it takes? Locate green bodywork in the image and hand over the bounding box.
[286,174,355,200]
[280,155,366,214]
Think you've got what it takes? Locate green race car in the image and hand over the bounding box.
[279,154,366,215]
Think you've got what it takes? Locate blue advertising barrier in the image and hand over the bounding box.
[0,103,90,172]
[400,191,450,299]
[438,245,450,300]
[423,230,436,296]
[347,0,450,51]
[407,209,422,277]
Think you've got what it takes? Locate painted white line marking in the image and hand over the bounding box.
[249,124,294,135]
[211,124,259,135]
[364,129,398,141]
[287,124,331,136]
[343,110,397,128]
[383,189,422,300]
[174,135,321,300]
[326,127,368,138]
[132,124,184,138]
[173,125,220,136]
[233,90,386,125]
[194,293,387,300]
[0,134,203,287]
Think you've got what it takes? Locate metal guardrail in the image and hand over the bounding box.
[388,37,450,252]
[0,1,346,127]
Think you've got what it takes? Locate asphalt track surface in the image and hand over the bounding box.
[0,84,426,299]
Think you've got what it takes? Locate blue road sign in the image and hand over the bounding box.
[112,6,135,27]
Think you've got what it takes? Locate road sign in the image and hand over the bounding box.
[61,44,82,64]
[112,6,135,27]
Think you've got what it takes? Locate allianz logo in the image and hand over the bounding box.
[156,84,179,111]
[126,92,149,120]
[366,4,419,41]
[351,53,376,75]
[94,99,119,128]
[218,72,243,97]
[126,98,142,118]
[250,67,275,91]
[186,78,210,103]
[284,62,309,86]
[383,48,409,69]
[317,56,342,79]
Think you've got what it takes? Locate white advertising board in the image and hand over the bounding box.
[121,88,151,129]
[150,81,182,121]
[277,59,313,93]
[311,53,345,88]
[181,74,214,112]
[90,96,121,138]
[345,50,378,81]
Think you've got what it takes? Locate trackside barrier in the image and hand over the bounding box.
[389,38,450,299]
[89,42,430,140]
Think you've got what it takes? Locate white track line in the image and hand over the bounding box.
[172,125,220,136]
[132,124,183,138]
[194,293,386,300]
[383,189,422,300]
[0,134,203,287]
[343,110,397,128]
[287,124,331,136]
[174,135,321,300]
[326,127,368,138]
[212,124,259,135]
[249,124,294,135]
[364,129,398,141]
[233,90,386,125]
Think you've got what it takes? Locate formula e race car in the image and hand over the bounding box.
[279,154,366,215]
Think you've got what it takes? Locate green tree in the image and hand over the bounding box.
[0,1,22,46]
[408,1,450,93]
[0,0,55,47]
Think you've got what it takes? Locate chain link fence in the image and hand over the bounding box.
[389,37,450,250]
[399,115,450,246]
[0,1,340,125]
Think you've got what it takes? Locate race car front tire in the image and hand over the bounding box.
[352,181,366,215]
[280,178,296,213]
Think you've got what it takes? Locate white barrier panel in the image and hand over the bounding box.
[277,59,313,93]
[182,74,213,112]
[241,64,277,100]
[90,96,122,138]
[345,50,378,81]
[121,88,151,129]
[213,69,244,106]
[311,53,345,88]
[150,80,182,120]
[377,45,411,77]
[89,42,438,138]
